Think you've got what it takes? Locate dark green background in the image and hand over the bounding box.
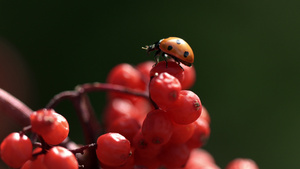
[0,1,300,169]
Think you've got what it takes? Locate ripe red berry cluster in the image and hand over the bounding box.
[0,109,78,169]
[0,60,259,169]
[102,60,214,168]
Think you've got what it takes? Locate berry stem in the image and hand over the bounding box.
[70,143,97,155]
[44,83,149,169]
[19,125,32,136]
[76,82,149,98]
[0,88,33,126]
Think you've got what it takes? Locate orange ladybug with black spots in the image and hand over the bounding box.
[143,37,194,67]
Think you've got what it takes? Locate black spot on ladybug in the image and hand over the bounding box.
[176,39,181,44]
[184,51,189,57]
[167,45,173,50]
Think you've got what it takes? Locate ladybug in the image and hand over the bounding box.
[142,37,194,67]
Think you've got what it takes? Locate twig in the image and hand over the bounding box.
[0,88,33,126]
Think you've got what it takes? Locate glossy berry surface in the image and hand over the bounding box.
[150,61,184,83]
[149,72,181,110]
[21,148,47,169]
[225,158,259,169]
[136,60,156,85]
[107,116,141,143]
[186,117,211,149]
[96,132,131,167]
[181,64,196,89]
[106,63,146,101]
[165,90,202,124]
[44,146,78,169]
[184,149,220,169]
[142,109,173,145]
[169,122,195,144]
[0,132,32,168]
[30,109,57,135]
[104,98,141,126]
[30,109,69,145]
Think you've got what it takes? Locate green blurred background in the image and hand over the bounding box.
[0,1,299,168]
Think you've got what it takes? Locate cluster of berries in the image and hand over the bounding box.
[0,60,259,169]
[0,109,77,169]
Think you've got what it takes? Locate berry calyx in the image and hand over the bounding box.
[0,132,32,168]
[96,133,131,167]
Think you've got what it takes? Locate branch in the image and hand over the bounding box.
[0,88,33,126]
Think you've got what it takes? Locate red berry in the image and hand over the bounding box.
[22,154,47,169]
[169,122,195,144]
[44,146,78,169]
[186,117,210,149]
[96,133,131,167]
[184,149,220,169]
[30,109,69,145]
[158,143,190,168]
[107,116,141,143]
[181,64,196,89]
[165,90,202,124]
[22,148,47,169]
[134,155,161,169]
[30,109,57,134]
[104,98,141,126]
[0,132,32,168]
[142,109,173,145]
[132,130,161,159]
[225,158,259,169]
[136,60,156,85]
[149,72,181,110]
[21,160,31,169]
[150,61,184,84]
[106,63,146,101]
[100,154,135,169]
[200,106,211,124]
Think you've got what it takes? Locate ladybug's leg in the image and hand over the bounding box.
[173,57,184,70]
[154,49,161,66]
[162,52,169,67]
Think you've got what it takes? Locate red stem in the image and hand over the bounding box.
[70,143,97,155]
